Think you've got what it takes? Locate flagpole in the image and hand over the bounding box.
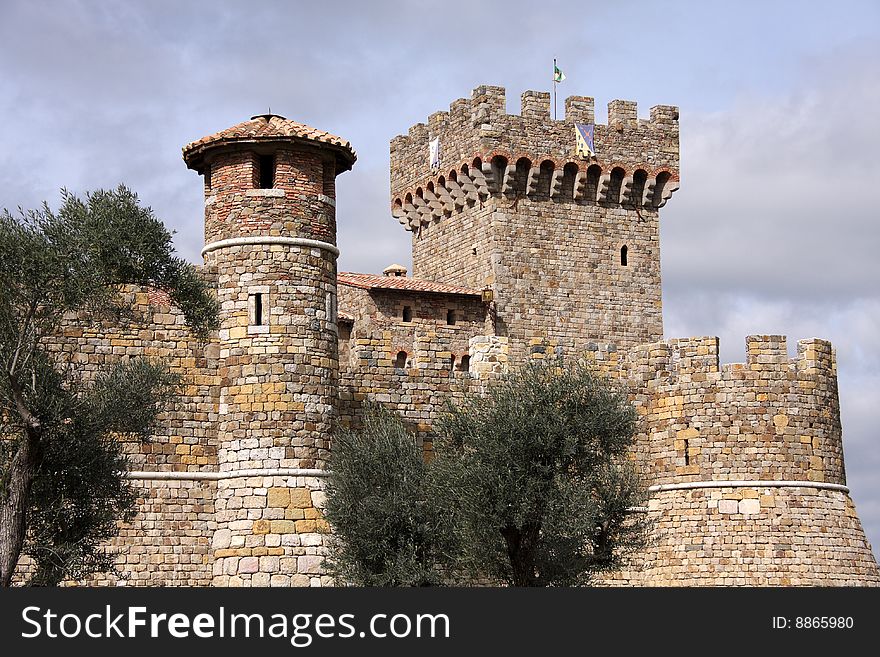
[553,58,557,120]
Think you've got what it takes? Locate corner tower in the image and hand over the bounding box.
[390,86,679,360]
[184,114,355,586]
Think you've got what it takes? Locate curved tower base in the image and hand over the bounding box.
[605,483,879,586]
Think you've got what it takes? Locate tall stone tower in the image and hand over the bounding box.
[183,114,355,586]
[390,86,679,361]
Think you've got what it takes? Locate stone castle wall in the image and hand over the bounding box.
[626,335,844,487]
[31,288,220,586]
[336,283,496,452]
[22,292,880,587]
[613,486,879,586]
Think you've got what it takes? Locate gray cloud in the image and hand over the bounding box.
[663,47,880,301]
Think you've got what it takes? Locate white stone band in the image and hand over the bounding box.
[201,236,340,257]
[128,468,328,481]
[648,480,849,493]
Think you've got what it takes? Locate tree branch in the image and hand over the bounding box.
[8,297,38,377]
[7,373,40,433]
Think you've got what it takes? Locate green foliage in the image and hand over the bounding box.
[0,186,218,585]
[0,186,219,340]
[25,359,180,586]
[432,360,650,586]
[323,404,451,586]
[324,363,649,588]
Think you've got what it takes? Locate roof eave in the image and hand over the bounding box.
[183,136,356,174]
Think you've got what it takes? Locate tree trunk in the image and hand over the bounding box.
[0,432,39,587]
[502,523,541,586]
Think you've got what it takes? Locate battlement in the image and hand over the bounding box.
[621,335,843,488]
[625,335,836,381]
[390,85,680,231]
[392,85,678,146]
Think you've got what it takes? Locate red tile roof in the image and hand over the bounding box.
[183,114,356,171]
[337,272,482,297]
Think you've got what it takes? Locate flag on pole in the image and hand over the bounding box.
[553,64,565,82]
[429,137,440,170]
[575,123,595,157]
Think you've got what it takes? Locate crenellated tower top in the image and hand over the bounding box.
[390,85,679,231]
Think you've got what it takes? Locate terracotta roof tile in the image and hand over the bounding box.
[183,114,356,170]
[337,272,482,297]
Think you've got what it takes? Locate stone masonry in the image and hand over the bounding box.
[16,86,878,586]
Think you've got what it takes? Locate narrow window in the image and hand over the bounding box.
[204,165,212,191]
[395,351,407,368]
[449,355,456,373]
[459,355,470,372]
[402,306,412,322]
[446,309,456,326]
[684,438,690,466]
[620,245,628,266]
[253,293,264,325]
[258,154,275,189]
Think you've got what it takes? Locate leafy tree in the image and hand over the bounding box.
[323,404,451,586]
[432,360,649,587]
[0,186,218,586]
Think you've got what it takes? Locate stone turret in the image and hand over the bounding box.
[389,86,680,360]
[183,114,355,586]
[604,335,880,585]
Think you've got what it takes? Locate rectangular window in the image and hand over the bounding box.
[258,154,275,189]
[249,291,268,327]
[204,165,212,190]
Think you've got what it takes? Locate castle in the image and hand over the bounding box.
[34,85,879,586]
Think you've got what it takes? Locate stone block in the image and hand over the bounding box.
[270,520,297,534]
[288,488,313,508]
[718,500,739,514]
[739,499,760,515]
[260,556,280,573]
[311,490,327,509]
[291,574,311,587]
[212,529,232,550]
[267,487,290,508]
[298,555,324,574]
[238,557,259,574]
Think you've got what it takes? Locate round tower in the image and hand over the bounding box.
[606,335,880,586]
[183,114,355,586]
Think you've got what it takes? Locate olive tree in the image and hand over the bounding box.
[323,404,452,586]
[433,360,650,586]
[0,187,218,586]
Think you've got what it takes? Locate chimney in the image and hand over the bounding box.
[383,263,408,277]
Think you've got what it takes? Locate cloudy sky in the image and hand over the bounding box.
[2,1,879,555]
